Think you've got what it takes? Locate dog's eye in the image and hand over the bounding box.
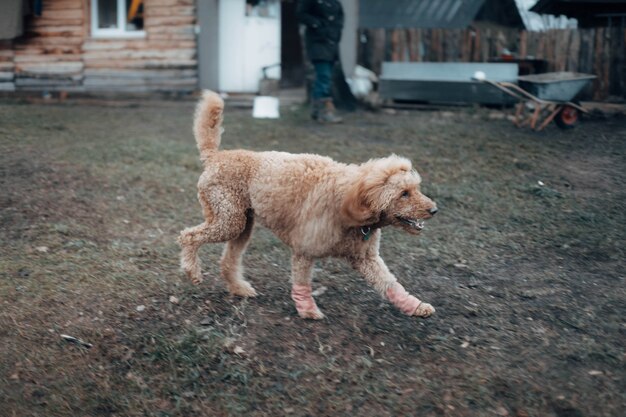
[401,190,410,198]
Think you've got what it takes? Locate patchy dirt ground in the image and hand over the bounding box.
[1,97,624,417]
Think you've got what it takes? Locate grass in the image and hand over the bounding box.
[1,98,625,416]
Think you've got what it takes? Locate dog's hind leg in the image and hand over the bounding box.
[178,188,248,285]
[290,254,325,319]
[220,209,257,297]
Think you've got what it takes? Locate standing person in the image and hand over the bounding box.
[297,0,344,123]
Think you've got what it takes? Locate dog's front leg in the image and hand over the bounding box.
[290,254,325,320]
[351,256,435,318]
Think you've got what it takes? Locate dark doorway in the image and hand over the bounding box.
[280,0,305,88]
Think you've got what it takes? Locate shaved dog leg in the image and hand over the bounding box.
[291,255,324,319]
[351,256,435,318]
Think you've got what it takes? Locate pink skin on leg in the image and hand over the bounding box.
[386,282,434,317]
[386,282,421,315]
[291,284,324,319]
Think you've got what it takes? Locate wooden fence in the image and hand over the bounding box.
[358,27,626,100]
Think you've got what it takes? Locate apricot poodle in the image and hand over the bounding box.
[178,91,438,319]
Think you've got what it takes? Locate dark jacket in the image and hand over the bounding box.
[297,0,344,62]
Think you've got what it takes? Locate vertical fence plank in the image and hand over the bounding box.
[520,30,528,58]
[415,29,423,62]
[601,27,611,99]
[390,29,400,62]
[472,29,481,62]
[407,29,419,61]
[593,28,605,100]
[609,26,624,96]
[567,29,581,72]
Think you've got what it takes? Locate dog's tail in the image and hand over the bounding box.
[193,90,224,160]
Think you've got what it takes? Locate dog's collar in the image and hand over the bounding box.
[359,213,387,241]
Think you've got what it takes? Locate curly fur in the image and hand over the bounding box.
[178,91,439,319]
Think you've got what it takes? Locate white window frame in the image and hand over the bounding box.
[91,0,145,38]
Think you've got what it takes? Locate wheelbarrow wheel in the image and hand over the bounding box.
[554,105,579,129]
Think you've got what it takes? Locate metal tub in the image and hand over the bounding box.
[379,62,519,105]
[517,72,596,102]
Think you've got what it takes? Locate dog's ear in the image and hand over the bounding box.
[340,177,382,227]
[341,156,413,227]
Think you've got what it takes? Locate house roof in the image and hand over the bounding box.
[359,0,525,29]
[359,0,486,29]
[531,0,626,26]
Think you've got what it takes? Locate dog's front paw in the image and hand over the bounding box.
[297,307,325,320]
[228,281,258,298]
[414,303,435,318]
[186,271,203,285]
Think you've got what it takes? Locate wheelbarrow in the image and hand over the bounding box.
[477,71,596,131]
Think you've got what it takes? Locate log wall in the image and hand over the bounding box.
[359,26,626,100]
[0,0,198,93]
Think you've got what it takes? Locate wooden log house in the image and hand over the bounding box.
[0,0,198,93]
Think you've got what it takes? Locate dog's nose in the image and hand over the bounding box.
[429,207,438,215]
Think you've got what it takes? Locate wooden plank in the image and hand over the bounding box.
[41,9,83,20]
[83,40,196,51]
[545,30,553,71]
[147,32,196,41]
[434,29,443,62]
[14,55,82,63]
[145,26,195,37]
[593,28,605,100]
[400,29,408,61]
[617,27,626,96]
[482,28,490,61]
[567,29,580,72]
[41,0,83,10]
[471,29,480,62]
[370,28,385,73]
[27,27,84,38]
[14,36,83,47]
[460,30,468,61]
[16,62,84,75]
[145,6,195,16]
[30,19,84,27]
[578,29,593,74]
[390,30,400,62]
[0,82,16,91]
[407,29,418,62]
[146,0,194,6]
[421,29,430,62]
[15,76,83,86]
[554,30,564,71]
[144,15,196,27]
[0,72,14,81]
[519,30,527,58]
[609,26,624,96]
[84,77,197,87]
[84,59,197,70]
[82,49,196,61]
[525,31,536,58]
[84,68,197,79]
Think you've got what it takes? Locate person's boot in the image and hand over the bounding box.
[310,98,323,121]
[317,98,343,124]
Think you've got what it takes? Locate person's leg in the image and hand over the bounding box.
[311,60,342,123]
[312,60,333,100]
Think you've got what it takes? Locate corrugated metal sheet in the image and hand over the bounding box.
[359,0,486,29]
[531,0,626,27]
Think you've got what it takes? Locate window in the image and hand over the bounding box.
[91,0,145,38]
[246,0,279,18]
